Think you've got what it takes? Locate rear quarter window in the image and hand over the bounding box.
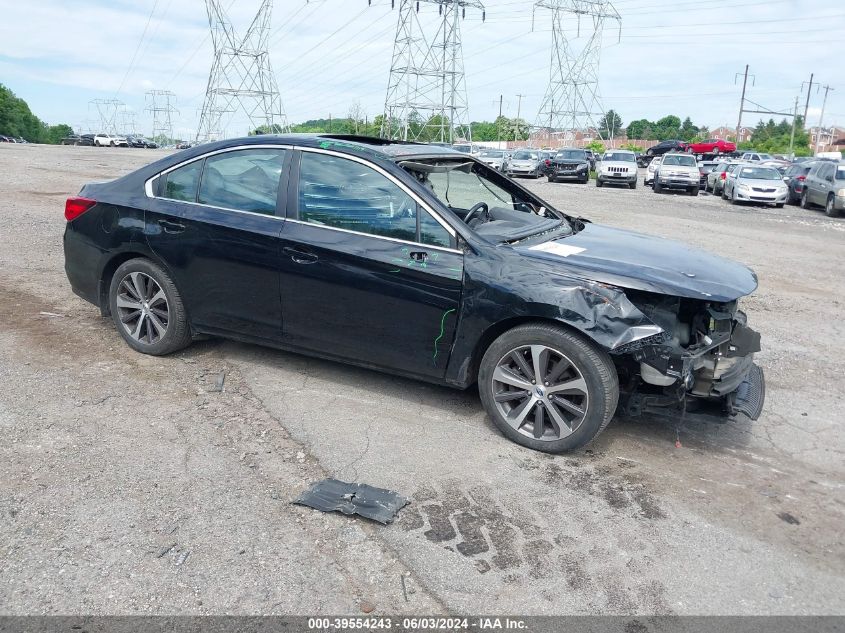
[162,160,202,202]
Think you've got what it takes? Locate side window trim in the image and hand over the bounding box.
[290,147,459,252]
[146,144,294,219]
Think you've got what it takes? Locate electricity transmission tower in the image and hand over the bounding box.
[534,0,620,142]
[379,0,485,143]
[196,0,289,143]
[89,99,125,134]
[146,90,178,142]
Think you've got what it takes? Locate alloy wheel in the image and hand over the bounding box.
[115,272,170,344]
[491,345,590,441]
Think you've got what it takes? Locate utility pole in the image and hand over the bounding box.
[802,73,814,126]
[735,65,750,142]
[789,96,799,158]
[515,93,525,142]
[495,94,503,145]
[814,85,834,155]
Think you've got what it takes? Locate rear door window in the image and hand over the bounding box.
[198,148,286,214]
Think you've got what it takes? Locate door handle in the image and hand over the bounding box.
[283,246,318,264]
[158,219,185,234]
[409,251,428,262]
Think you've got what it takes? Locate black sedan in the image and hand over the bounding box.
[63,134,765,453]
[645,139,689,156]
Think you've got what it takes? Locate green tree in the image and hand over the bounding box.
[598,110,623,139]
[679,117,699,141]
[654,115,682,140]
[586,140,605,153]
[0,83,76,143]
[626,119,652,140]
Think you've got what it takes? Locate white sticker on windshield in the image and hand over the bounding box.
[529,242,586,257]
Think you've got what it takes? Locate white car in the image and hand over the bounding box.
[644,156,662,186]
[596,150,638,188]
[452,143,481,157]
[94,134,128,147]
[723,164,789,207]
[740,152,773,162]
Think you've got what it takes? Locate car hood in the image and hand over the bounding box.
[515,223,758,302]
[737,178,785,187]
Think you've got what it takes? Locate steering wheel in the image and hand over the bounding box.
[464,202,489,225]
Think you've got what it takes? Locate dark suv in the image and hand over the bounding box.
[783,161,817,205]
[63,134,765,453]
[801,160,845,216]
[645,139,689,156]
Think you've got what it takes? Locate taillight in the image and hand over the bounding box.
[545,159,551,165]
[797,175,806,181]
[65,196,96,221]
[720,172,727,180]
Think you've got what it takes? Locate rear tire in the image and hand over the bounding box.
[800,192,810,209]
[478,324,619,453]
[826,194,840,217]
[108,258,192,356]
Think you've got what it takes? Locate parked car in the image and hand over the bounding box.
[783,161,817,204]
[547,148,590,183]
[0,135,12,142]
[686,138,736,156]
[723,164,788,207]
[698,161,719,189]
[645,139,688,156]
[644,156,662,187]
[596,150,637,188]
[800,160,845,216]
[478,149,507,171]
[506,149,543,178]
[583,149,596,171]
[175,141,193,150]
[740,152,774,163]
[705,160,736,195]
[60,135,94,146]
[63,134,765,452]
[452,143,481,157]
[125,136,147,148]
[94,134,128,147]
[141,138,158,149]
[538,150,556,176]
[653,152,699,195]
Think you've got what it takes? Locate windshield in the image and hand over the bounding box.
[555,149,586,160]
[453,145,472,154]
[603,152,636,163]
[738,167,780,180]
[480,150,503,158]
[513,151,537,160]
[399,159,569,242]
[662,155,697,167]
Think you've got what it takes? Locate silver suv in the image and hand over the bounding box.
[653,152,699,196]
[801,160,845,217]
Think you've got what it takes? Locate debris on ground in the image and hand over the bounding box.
[293,479,409,525]
[209,370,227,392]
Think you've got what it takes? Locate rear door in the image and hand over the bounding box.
[145,146,291,341]
[277,148,464,379]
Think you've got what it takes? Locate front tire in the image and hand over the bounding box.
[654,179,662,193]
[629,180,637,189]
[595,178,603,188]
[478,324,619,453]
[108,258,192,356]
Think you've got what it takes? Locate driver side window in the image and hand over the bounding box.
[297,151,453,248]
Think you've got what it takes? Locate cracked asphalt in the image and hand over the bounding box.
[1,144,843,615]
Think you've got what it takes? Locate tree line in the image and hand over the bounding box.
[0,84,73,143]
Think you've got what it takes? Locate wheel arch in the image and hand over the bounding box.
[98,249,174,316]
[466,316,614,387]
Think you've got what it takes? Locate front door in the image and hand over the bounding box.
[277,149,464,379]
[145,147,290,341]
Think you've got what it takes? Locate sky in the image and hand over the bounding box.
[0,0,842,140]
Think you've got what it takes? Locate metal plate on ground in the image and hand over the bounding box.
[293,479,409,525]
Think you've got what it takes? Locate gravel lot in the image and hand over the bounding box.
[1,144,843,615]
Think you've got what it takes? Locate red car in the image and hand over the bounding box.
[686,138,736,155]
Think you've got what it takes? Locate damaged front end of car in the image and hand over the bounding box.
[612,291,765,422]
